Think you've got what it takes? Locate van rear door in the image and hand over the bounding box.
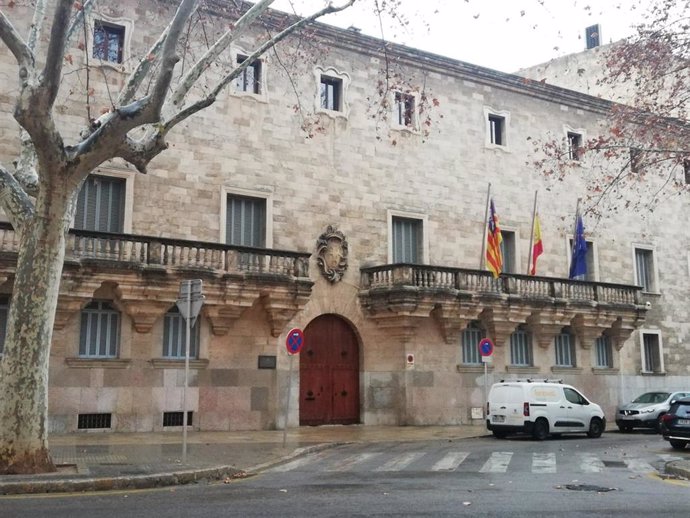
[489,384,524,427]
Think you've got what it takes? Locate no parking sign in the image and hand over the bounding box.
[286,328,305,355]
[478,338,494,358]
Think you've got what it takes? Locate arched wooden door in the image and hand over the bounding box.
[300,314,360,426]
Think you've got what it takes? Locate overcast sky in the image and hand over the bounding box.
[271,0,653,73]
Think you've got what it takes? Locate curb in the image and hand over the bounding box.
[664,460,690,480]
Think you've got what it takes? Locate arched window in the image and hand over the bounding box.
[163,306,199,359]
[510,324,532,366]
[79,301,120,358]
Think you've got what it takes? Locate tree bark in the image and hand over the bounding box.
[0,187,71,474]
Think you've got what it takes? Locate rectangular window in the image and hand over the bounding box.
[235,55,261,94]
[74,175,126,233]
[461,323,483,365]
[93,21,124,63]
[510,328,532,366]
[79,301,120,358]
[634,248,656,292]
[163,309,199,359]
[392,216,422,263]
[500,230,516,274]
[554,331,576,367]
[394,91,415,127]
[642,333,662,373]
[595,335,613,368]
[320,75,342,111]
[226,195,266,247]
[78,413,112,429]
[0,297,8,356]
[488,114,505,146]
[567,132,582,161]
[163,411,194,427]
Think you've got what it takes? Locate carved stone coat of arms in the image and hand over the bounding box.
[316,226,348,283]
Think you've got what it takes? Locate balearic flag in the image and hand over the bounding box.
[485,199,503,278]
[569,211,587,279]
[530,215,543,275]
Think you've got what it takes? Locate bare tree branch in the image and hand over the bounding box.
[0,162,35,230]
[66,0,97,44]
[26,0,47,52]
[117,25,170,105]
[42,0,73,108]
[169,0,275,110]
[0,9,34,73]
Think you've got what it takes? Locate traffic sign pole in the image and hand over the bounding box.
[478,338,495,421]
[282,328,305,447]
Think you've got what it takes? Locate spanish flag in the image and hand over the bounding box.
[485,199,503,278]
[530,215,543,275]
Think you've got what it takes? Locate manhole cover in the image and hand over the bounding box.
[602,460,627,468]
[564,484,617,492]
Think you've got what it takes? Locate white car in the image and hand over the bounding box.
[486,379,606,440]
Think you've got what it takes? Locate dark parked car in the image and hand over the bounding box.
[616,391,690,432]
[660,397,690,450]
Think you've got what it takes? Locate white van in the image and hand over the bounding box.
[486,379,606,440]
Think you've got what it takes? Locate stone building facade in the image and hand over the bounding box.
[0,2,687,434]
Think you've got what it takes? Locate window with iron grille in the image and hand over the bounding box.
[163,306,200,359]
[642,332,662,373]
[79,301,120,358]
[510,325,532,366]
[163,411,194,427]
[392,216,422,263]
[93,21,124,63]
[634,247,656,292]
[461,321,485,365]
[595,334,613,368]
[488,114,505,146]
[567,132,582,161]
[0,296,8,356]
[320,75,342,111]
[235,54,261,94]
[78,413,112,429]
[226,194,266,247]
[554,328,576,367]
[74,175,126,233]
[394,91,416,128]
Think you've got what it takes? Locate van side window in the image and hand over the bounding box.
[564,387,588,405]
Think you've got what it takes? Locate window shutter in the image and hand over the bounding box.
[227,195,266,247]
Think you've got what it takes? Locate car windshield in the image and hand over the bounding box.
[632,392,670,404]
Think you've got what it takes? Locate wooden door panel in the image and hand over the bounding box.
[331,368,359,423]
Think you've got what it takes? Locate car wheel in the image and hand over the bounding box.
[655,414,665,433]
[492,430,507,439]
[617,424,633,433]
[532,418,549,441]
[669,439,688,450]
[587,417,604,438]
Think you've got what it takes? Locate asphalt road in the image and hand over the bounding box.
[2,431,689,517]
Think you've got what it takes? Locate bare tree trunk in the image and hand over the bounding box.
[0,188,70,474]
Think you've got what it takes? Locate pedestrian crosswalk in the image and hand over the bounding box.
[265,448,672,475]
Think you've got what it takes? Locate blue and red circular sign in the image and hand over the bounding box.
[478,338,494,357]
[286,328,305,355]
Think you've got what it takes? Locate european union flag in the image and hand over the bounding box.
[569,213,587,279]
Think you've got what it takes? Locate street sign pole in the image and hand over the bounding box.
[282,328,305,448]
[282,354,294,448]
[478,338,495,420]
[176,279,204,464]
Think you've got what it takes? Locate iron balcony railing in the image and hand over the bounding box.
[0,223,310,278]
[360,263,644,305]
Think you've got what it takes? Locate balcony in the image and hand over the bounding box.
[359,264,647,349]
[0,224,312,337]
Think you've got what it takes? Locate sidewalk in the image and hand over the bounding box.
[1,425,688,495]
[0,424,488,495]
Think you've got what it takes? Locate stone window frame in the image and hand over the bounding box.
[632,243,660,295]
[314,66,351,119]
[72,166,135,234]
[391,89,420,133]
[639,329,665,375]
[219,186,274,248]
[563,125,586,163]
[499,225,520,274]
[86,13,134,72]
[387,209,429,265]
[230,46,268,102]
[484,106,511,151]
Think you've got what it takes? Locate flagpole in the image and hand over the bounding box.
[526,190,538,275]
[479,183,491,270]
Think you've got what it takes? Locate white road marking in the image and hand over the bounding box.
[431,452,470,471]
[532,452,556,473]
[374,452,426,471]
[325,453,381,472]
[579,453,605,473]
[479,452,513,473]
[625,458,656,473]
